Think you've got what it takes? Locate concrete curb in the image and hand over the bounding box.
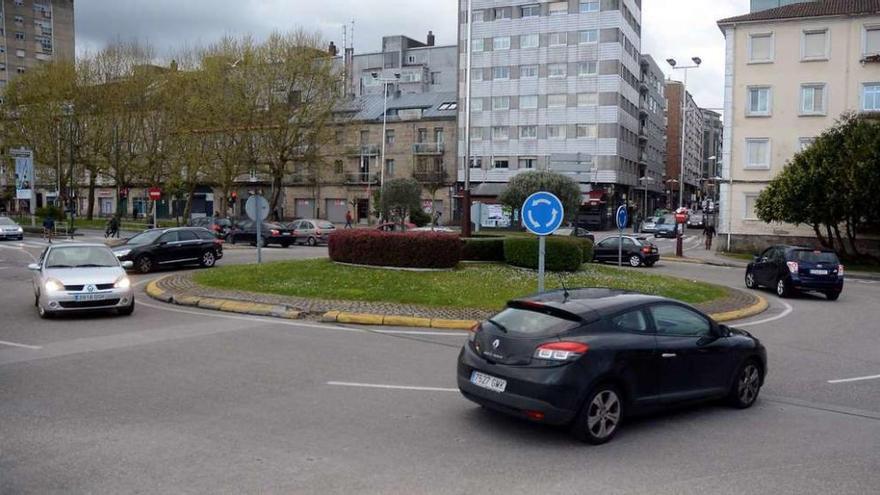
[709,294,769,323]
[322,311,476,331]
[145,276,302,320]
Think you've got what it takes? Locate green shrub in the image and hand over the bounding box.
[36,205,63,220]
[462,238,505,261]
[409,209,431,227]
[577,238,594,262]
[503,237,583,272]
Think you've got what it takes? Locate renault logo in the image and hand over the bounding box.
[492,339,500,350]
[86,285,96,293]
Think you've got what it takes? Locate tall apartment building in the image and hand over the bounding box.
[701,109,722,180]
[717,0,880,251]
[456,0,644,218]
[665,80,704,208]
[750,0,813,13]
[0,0,74,89]
[638,54,667,215]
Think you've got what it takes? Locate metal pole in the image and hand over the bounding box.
[618,223,623,268]
[679,68,688,210]
[644,180,648,229]
[153,199,157,229]
[68,108,75,236]
[462,0,473,238]
[727,177,733,252]
[538,235,546,293]
[256,192,262,265]
[380,81,388,193]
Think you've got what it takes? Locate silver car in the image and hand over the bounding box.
[0,216,24,240]
[28,244,135,319]
[289,219,336,246]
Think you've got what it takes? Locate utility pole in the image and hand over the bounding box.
[462,0,474,238]
[666,57,701,257]
[66,104,75,238]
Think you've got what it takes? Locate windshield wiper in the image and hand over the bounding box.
[46,265,73,268]
[487,318,509,333]
[75,264,112,268]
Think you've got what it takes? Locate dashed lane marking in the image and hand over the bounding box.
[0,340,43,350]
[828,374,880,384]
[327,381,459,393]
[733,300,793,328]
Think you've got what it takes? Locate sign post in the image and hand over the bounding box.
[148,187,162,229]
[522,192,565,293]
[616,205,628,268]
[675,209,688,257]
[246,192,270,264]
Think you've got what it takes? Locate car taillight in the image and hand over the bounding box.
[468,322,480,342]
[534,342,589,362]
[271,229,280,236]
[212,225,220,232]
[786,261,799,274]
[838,265,845,277]
[315,229,322,236]
[642,246,651,254]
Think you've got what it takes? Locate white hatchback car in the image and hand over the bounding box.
[29,244,135,319]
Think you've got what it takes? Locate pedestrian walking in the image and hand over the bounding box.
[703,223,716,250]
[345,211,353,229]
[42,214,55,244]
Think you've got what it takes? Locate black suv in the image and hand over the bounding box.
[746,246,844,300]
[227,220,295,247]
[592,236,660,267]
[112,227,224,274]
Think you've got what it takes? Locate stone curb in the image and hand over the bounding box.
[710,294,769,323]
[321,311,477,330]
[145,277,302,320]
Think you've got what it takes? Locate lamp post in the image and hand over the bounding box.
[63,103,75,237]
[462,0,474,238]
[639,176,654,231]
[667,57,700,259]
[372,72,400,198]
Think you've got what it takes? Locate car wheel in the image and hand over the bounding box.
[728,360,762,409]
[307,237,317,247]
[776,277,791,298]
[825,291,841,301]
[281,241,292,248]
[37,303,53,319]
[571,384,623,445]
[745,270,758,289]
[629,255,643,268]
[200,250,216,268]
[136,255,153,274]
[118,299,135,316]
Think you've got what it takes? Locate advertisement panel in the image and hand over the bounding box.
[12,149,34,201]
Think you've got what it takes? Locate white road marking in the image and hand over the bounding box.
[734,300,794,328]
[327,381,459,393]
[828,374,880,384]
[0,340,43,350]
[0,244,38,261]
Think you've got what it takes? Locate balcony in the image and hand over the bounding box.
[638,131,649,143]
[639,81,649,93]
[285,172,315,185]
[413,169,449,183]
[346,144,380,157]
[345,173,380,185]
[412,142,445,155]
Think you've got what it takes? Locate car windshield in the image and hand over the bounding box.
[216,219,231,227]
[317,221,335,229]
[126,230,165,245]
[487,308,579,337]
[0,217,15,225]
[45,247,118,268]
[794,250,839,264]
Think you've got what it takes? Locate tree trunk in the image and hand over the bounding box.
[270,172,283,218]
[845,218,862,257]
[86,174,96,220]
[812,224,829,248]
[183,185,195,221]
[825,225,836,251]
[833,225,848,256]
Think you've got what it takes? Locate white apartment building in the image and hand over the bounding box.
[717,0,880,251]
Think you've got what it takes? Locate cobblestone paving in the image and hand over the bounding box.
[155,272,760,322]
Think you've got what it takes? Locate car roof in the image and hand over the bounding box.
[46,243,112,249]
[516,289,667,321]
[774,245,837,253]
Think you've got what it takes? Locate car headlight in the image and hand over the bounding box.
[114,249,131,258]
[44,278,64,294]
[114,275,131,289]
[16,227,23,233]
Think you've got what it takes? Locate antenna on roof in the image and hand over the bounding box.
[559,275,571,303]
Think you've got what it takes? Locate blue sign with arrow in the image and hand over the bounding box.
[616,205,628,230]
[522,192,565,236]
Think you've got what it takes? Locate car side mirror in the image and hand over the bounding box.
[121,261,134,269]
[754,256,762,263]
[158,241,168,246]
[27,263,40,271]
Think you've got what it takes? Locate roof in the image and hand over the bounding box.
[519,289,666,320]
[719,0,880,25]
[335,91,458,122]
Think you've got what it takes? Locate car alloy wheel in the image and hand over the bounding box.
[137,256,153,274]
[730,362,761,408]
[37,303,52,319]
[629,255,642,268]
[776,278,790,298]
[573,385,622,444]
[308,237,317,247]
[745,271,757,289]
[201,251,216,267]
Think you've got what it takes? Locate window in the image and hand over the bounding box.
[472,10,484,23]
[437,102,458,111]
[470,157,483,168]
[579,30,598,44]
[0,64,5,72]
[749,33,774,63]
[747,86,771,116]
[16,67,25,74]
[745,138,771,170]
[549,32,568,47]
[493,158,510,169]
[548,94,567,108]
[798,137,815,152]
[800,84,826,115]
[576,124,598,139]
[863,83,880,111]
[521,33,539,49]
[13,16,23,26]
[492,96,510,110]
[472,128,484,140]
[385,129,395,145]
[15,49,25,58]
[548,63,566,78]
[493,66,510,80]
[471,98,483,112]
[493,37,511,51]
[744,194,760,220]
[864,25,880,56]
[611,310,649,334]
[580,1,600,13]
[549,1,568,15]
[492,126,509,140]
[178,230,198,242]
[494,7,511,20]
[520,65,538,79]
[472,69,483,82]
[577,61,597,77]
[15,32,25,41]
[650,305,711,337]
[521,4,540,17]
[520,126,537,139]
[472,38,484,53]
[577,93,598,106]
[802,29,829,60]
[385,159,395,177]
[518,158,536,169]
[334,160,344,174]
[520,95,538,109]
[547,125,566,139]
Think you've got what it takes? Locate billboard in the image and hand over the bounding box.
[12,148,34,201]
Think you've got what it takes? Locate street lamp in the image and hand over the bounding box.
[639,176,654,229]
[372,72,400,198]
[666,56,701,210]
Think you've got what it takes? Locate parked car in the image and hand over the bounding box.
[554,227,595,244]
[592,235,659,267]
[745,246,844,300]
[655,217,679,238]
[113,227,224,274]
[289,219,336,246]
[687,212,705,229]
[187,217,233,238]
[0,216,24,240]
[458,289,767,444]
[376,222,417,232]
[227,220,295,247]
[640,217,661,234]
[29,244,135,318]
[410,226,456,233]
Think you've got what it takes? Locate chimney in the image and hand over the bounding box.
[328,41,339,57]
[426,31,435,47]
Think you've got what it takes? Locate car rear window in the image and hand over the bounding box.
[195,230,216,241]
[317,221,335,229]
[793,250,839,264]
[488,308,579,337]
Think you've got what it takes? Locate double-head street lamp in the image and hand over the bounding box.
[666,57,702,211]
[371,72,400,197]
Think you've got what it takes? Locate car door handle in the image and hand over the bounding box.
[661,353,677,358]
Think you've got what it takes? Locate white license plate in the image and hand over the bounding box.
[73,294,112,302]
[283,232,291,236]
[470,371,507,393]
[811,270,829,275]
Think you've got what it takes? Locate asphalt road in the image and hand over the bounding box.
[1,237,879,494]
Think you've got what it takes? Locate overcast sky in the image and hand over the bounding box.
[76,0,749,110]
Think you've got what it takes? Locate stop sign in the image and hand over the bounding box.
[675,213,688,224]
[148,187,162,201]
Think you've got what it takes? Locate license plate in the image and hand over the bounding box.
[283,232,291,236]
[811,270,829,275]
[470,371,507,393]
[74,294,112,302]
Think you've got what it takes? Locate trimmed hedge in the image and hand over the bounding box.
[461,238,506,262]
[577,238,595,263]
[328,229,461,269]
[503,237,584,272]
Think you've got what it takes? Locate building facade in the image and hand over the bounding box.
[717,1,880,251]
[0,0,74,88]
[664,80,704,209]
[638,54,667,215]
[701,108,723,204]
[456,0,644,221]
[750,0,812,13]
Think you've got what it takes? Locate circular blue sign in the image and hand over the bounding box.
[616,205,628,230]
[522,192,565,236]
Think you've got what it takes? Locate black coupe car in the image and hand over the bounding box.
[458,289,767,444]
[112,227,224,274]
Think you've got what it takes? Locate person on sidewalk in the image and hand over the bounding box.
[345,211,353,229]
[703,223,716,250]
[42,214,55,244]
